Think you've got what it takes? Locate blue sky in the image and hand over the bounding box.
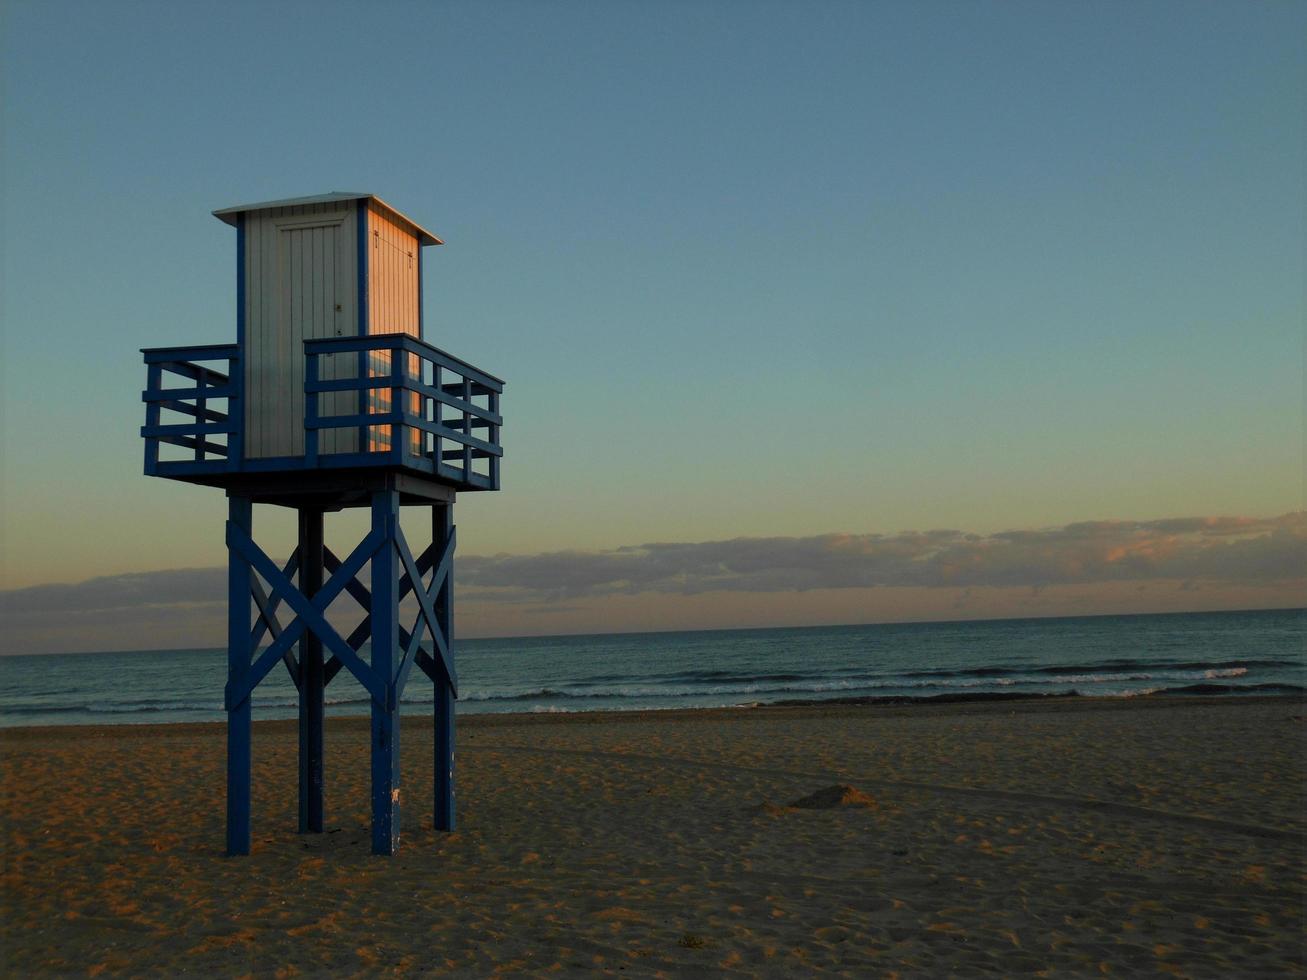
[2,1,1303,650]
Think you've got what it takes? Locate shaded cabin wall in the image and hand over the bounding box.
[365,206,422,453]
[244,201,359,458]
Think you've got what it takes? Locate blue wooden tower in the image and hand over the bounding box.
[140,193,504,856]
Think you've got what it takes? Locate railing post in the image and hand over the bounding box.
[391,343,404,465]
[227,352,242,470]
[489,390,501,489]
[305,349,319,467]
[461,377,473,479]
[431,364,442,470]
[357,348,369,455]
[195,365,208,461]
[406,343,422,464]
[144,363,162,476]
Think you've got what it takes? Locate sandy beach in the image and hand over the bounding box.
[2,696,1303,976]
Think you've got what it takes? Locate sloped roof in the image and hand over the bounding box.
[213,192,442,245]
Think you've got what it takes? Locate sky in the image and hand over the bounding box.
[2,0,1304,653]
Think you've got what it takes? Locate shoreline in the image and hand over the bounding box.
[2,686,1302,734]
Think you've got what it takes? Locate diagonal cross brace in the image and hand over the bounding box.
[250,550,299,649]
[425,528,457,691]
[224,523,386,709]
[395,523,457,694]
[324,545,374,613]
[322,544,381,688]
[323,541,438,687]
[414,648,441,686]
[395,608,426,701]
[394,583,447,702]
[389,578,432,703]
[409,530,456,692]
[329,541,436,636]
[226,524,382,708]
[390,528,427,696]
[250,570,300,692]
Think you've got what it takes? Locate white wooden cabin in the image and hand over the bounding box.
[212,192,441,459]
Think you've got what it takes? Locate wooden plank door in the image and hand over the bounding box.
[276,220,351,455]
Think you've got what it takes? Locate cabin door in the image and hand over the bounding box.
[276,220,352,455]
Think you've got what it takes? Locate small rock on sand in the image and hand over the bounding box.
[787,784,877,810]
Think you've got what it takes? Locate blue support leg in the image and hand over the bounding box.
[226,496,253,856]
[370,489,401,855]
[298,508,325,834]
[435,679,455,832]
[433,503,456,831]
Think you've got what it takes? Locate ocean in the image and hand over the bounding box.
[1,608,1302,728]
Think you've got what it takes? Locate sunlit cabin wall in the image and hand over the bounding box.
[367,205,420,335]
[366,205,422,454]
[243,201,359,458]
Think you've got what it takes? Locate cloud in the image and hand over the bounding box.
[0,568,227,617]
[456,512,1307,601]
[1,514,1302,633]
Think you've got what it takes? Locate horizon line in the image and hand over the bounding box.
[5,604,1301,659]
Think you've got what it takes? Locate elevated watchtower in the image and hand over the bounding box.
[141,193,504,855]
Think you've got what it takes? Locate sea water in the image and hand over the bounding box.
[1,608,1302,727]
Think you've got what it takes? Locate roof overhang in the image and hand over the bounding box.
[213,192,443,245]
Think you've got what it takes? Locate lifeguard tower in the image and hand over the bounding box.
[140,193,504,856]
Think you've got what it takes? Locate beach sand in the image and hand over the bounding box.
[2,696,1303,976]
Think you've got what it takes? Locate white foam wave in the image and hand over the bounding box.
[455,665,1256,705]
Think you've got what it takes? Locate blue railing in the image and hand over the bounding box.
[305,333,502,490]
[142,334,502,490]
[141,344,241,474]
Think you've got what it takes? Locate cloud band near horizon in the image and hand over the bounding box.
[456,512,1306,600]
[2,513,1303,619]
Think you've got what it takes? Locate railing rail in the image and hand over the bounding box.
[141,345,241,474]
[304,333,503,490]
[141,336,502,491]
